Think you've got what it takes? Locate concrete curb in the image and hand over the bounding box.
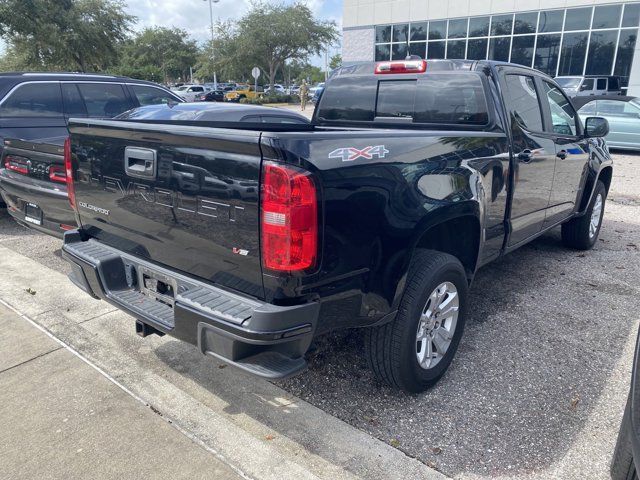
[0,244,447,480]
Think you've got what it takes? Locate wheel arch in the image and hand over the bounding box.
[389,203,482,310]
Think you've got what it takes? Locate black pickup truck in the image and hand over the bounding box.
[61,59,613,392]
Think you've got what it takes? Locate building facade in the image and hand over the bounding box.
[342,0,640,94]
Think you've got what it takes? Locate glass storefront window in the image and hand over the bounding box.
[514,12,538,34]
[467,38,488,60]
[489,37,511,61]
[427,41,445,59]
[491,14,513,36]
[447,40,466,58]
[586,30,618,75]
[375,25,391,43]
[429,21,447,40]
[409,42,427,58]
[538,10,564,33]
[373,3,637,78]
[375,44,391,61]
[448,18,468,38]
[392,24,409,42]
[558,32,588,76]
[622,4,640,28]
[615,29,638,80]
[469,17,490,37]
[592,5,622,29]
[511,35,535,67]
[411,22,428,41]
[392,43,409,60]
[534,34,561,76]
[564,8,592,31]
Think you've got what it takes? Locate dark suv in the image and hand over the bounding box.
[0,72,182,234]
[0,72,182,149]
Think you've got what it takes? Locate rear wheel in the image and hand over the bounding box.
[561,180,607,250]
[364,250,468,393]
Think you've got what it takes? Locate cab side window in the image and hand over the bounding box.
[130,85,178,106]
[77,83,132,118]
[542,81,578,136]
[0,83,63,117]
[597,78,607,90]
[504,74,543,132]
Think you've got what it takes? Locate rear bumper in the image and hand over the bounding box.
[61,231,320,379]
[0,169,76,238]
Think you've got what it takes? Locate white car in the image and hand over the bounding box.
[174,85,206,102]
[309,82,325,96]
[264,84,286,94]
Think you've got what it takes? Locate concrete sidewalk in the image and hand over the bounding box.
[0,242,446,480]
[0,304,243,480]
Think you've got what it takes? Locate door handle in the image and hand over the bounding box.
[517,149,532,163]
[556,150,567,160]
[124,146,157,179]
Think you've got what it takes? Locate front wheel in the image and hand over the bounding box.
[364,250,468,393]
[561,180,607,250]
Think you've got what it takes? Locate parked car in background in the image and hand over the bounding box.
[311,85,324,104]
[574,96,640,151]
[174,84,206,102]
[0,72,182,234]
[308,82,325,97]
[0,72,181,155]
[0,137,74,236]
[556,75,622,98]
[224,85,263,102]
[264,84,285,94]
[195,90,225,102]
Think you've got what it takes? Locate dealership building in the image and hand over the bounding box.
[342,0,640,94]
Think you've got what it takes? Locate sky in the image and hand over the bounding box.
[124,0,343,66]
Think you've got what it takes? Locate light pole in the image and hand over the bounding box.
[204,0,220,87]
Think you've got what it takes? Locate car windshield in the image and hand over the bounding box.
[175,86,188,91]
[556,77,581,88]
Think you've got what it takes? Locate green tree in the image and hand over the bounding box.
[286,60,324,84]
[114,27,199,83]
[329,53,342,70]
[0,0,133,71]
[211,3,338,88]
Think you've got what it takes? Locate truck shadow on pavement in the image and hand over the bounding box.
[155,218,640,478]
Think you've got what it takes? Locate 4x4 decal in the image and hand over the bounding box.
[328,145,389,162]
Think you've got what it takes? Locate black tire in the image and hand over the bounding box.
[561,180,607,250]
[611,395,637,480]
[364,249,468,393]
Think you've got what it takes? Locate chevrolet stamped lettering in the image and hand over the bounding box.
[88,174,245,221]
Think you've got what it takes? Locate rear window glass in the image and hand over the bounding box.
[318,73,489,126]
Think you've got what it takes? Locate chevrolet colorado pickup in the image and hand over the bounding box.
[61,59,613,392]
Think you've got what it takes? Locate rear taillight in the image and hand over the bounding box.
[64,137,76,210]
[49,165,66,183]
[4,155,29,175]
[375,59,427,74]
[260,162,317,272]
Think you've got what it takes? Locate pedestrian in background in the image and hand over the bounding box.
[300,80,309,111]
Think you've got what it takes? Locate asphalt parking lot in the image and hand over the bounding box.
[1,152,639,479]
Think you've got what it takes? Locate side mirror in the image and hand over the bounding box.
[584,116,610,138]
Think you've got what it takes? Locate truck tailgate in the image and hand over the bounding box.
[68,120,265,299]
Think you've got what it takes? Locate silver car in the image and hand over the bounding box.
[575,96,640,151]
